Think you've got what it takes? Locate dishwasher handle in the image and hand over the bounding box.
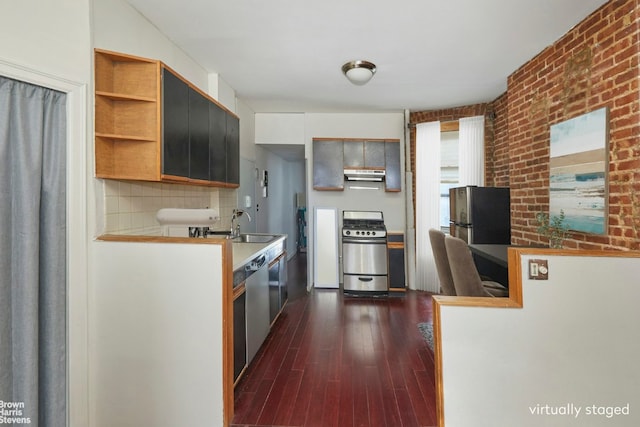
[245,254,267,272]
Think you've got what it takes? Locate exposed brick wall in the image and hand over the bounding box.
[410,0,640,251]
[508,0,640,250]
[489,93,510,187]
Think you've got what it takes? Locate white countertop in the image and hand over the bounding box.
[96,232,286,272]
[232,234,286,270]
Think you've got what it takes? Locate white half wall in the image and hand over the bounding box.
[437,253,640,427]
[91,240,226,427]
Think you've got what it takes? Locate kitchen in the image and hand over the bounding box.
[3,1,639,427]
[88,26,407,427]
[91,71,407,425]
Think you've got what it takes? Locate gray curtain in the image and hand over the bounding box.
[0,75,67,427]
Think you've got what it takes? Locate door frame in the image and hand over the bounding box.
[0,59,89,426]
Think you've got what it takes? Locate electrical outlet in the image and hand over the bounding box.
[528,259,549,280]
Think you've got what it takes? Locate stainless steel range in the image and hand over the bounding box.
[342,210,389,294]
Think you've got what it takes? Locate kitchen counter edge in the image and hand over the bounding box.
[96,234,286,271]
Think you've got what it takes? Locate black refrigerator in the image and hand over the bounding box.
[449,186,511,244]
[449,186,511,286]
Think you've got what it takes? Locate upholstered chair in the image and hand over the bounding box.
[444,235,509,297]
[429,228,456,295]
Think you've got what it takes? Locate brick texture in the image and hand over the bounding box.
[410,0,640,250]
[508,0,640,250]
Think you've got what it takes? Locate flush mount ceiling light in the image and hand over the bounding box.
[342,60,377,85]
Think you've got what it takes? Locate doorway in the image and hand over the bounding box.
[254,144,307,260]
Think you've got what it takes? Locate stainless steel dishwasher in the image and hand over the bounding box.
[244,253,269,364]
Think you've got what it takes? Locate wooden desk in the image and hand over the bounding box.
[468,244,510,286]
[468,244,510,268]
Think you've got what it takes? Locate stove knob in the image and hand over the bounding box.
[345,230,351,235]
[372,231,376,236]
[366,231,371,235]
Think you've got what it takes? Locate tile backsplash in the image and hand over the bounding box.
[102,179,237,235]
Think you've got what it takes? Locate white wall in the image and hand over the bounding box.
[255,113,305,145]
[0,0,90,83]
[238,98,257,161]
[237,157,258,233]
[437,252,640,427]
[92,0,208,90]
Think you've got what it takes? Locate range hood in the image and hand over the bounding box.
[344,168,386,182]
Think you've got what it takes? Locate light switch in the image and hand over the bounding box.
[528,259,549,280]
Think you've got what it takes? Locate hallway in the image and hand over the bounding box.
[232,253,437,427]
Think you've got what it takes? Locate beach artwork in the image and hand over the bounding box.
[549,107,608,234]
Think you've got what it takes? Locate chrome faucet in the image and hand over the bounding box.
[231,209,252,237]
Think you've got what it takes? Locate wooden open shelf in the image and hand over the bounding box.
[95,91,156,103]
[95,50,159,98]
[95,135,160,181]
[95,49,161,181]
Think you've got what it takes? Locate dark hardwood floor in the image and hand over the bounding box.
[232,252,437,427]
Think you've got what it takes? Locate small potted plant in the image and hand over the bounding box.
[536,210,571,249]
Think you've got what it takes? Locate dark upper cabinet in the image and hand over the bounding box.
[343,141,364,168]
[384,140,401,192]
[189,87,210,181]
[343,140,386,168]
[226,114,240,186]
[209,102,227,183]
[162,68,189,177]
[162,66,239,186]
[313,139,344,190]
[313,138,400,191]
[208,101,239,187]
[364,140,386,168]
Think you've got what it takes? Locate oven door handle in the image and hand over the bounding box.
[358,277,373,282]
[342,238,387,244]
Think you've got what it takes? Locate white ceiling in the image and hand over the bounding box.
[126,0,608,114]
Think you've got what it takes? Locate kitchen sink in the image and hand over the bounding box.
[232,233,278,244]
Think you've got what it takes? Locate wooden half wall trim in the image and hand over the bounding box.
[430,247,640,427]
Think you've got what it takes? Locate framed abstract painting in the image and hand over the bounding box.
[549,107,609,235]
